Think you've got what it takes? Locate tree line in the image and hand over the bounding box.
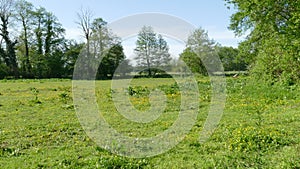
[0,0,135,79]
[0,0,251,80]
[0,0,79,78]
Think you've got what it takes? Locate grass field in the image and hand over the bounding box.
[0,77,300,168]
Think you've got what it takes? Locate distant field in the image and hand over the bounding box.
[0,77,300,168]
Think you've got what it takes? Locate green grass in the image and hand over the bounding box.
[0,77,300,168]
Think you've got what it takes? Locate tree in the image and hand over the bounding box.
[43,12,65,78]
[90,17,115,58]
[90,19,129,79]
[75,14,127,79]
[217,46,246,71]
[115,59,132,77]
[180,28,219,75]
[15,0,34,77]
[29,7,66,78]
[76,8,93,56]
[154,35,171,68]
[226,0,300,85]
[134,26,171,76]
[90,17,122,79]
[30,7,46,77]
[180,47,205,74]
[44,12,65,56]
[0,0,18,77]
[97,43,126,79]
[63,40,84,77]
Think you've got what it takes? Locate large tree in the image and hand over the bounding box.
[226,0,300,85]
[90,17,115,58]
[76,8,93,57]
[75,15,128,79]
[0,0,18,77]
[154,34,171,68]
[15,0,34,76]
[91,18,129,79]
[30,7,46,77]
[44,12,65,56]
[43,12,65,78]
[180,28,219,75]
[97,43,126,79]
[29,7,66,78]
[134,26,171,76]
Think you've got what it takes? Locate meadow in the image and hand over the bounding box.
[0,77,300,168]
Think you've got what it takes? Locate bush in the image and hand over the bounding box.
[250,35,300,86]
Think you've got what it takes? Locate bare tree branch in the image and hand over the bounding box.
[76,7,93,42]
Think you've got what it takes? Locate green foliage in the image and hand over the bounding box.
[127,83,179,98]
[63,41,84,77]
[127,86,150,97]
[0,0,19,78]
[15,0,34,77]
[0,1,88,79]
[58,92,71,104]
[77,17,131,79]
[0,1,130,79]
[134,26,171,77]
[226,0,300,85]
[34,10,66,78]
[180,28,220,75]
[29,87,41,104]
[217,46,247,71]
[250,33,300,85]
[180,47,207,75]
[98,44,127,79]
[158,82,179,95]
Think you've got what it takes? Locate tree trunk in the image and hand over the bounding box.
[22,18,31,75]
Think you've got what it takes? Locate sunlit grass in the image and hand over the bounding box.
[0,77,299,168]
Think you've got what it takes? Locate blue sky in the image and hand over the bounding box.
[27,0,244,58]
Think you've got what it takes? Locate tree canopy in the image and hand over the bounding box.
[180,28,222,75]
[226,0,300,85]
[134,26,171,76]
[217,46,246,71]
[0,1,130,79]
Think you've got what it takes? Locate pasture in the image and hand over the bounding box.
[0,77,300,168]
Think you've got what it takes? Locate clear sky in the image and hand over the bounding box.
[27,0,244,59]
